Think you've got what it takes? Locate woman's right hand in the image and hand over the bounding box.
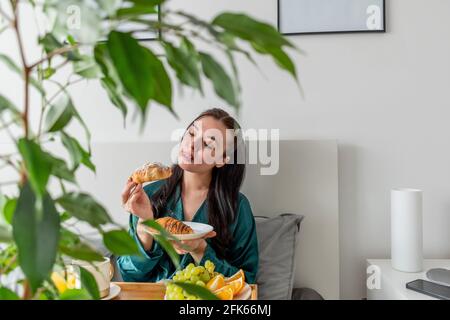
[122,177,153,221]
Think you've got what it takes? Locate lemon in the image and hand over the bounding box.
[51,272,67,293]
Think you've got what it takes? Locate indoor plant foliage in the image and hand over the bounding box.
[0,0,297,300]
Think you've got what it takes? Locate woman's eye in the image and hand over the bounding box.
[188,131,194,137]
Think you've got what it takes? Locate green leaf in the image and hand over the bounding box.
[44,94,74,132]
[212,13,293,49]
[0,225,12,242]
[0,244,18,273]
[124,0,165,6]
[106,31,172,113]
[47,155,76,184]
[251,43,297,79]
[141,220,180,268]
[12,183,60,293]
[60,243,104,262]
[0,287,20,300]
[0,54,45,94]
[103,230,140,256]
[0,94,20,116]
[60,132,95,172]
[56,193,111,227]
[217,32,257,67]
[59,228,104,262]
[18,139,53,197]
[212,13,297,80]
[43,67,56,79]
[60,211,71,222]
[39,34,80,62]
[199,52,238,108]
[72,106,92,154]
[225,50,241,108]
[73,56,101,79]
[94,43,128,120]
[79,266,100,300]
[40,33,61,54]
[59,288,91,300]
[164,40,202,92]
[173,282,219,300]
[3,198,17,225]
[97,0,122,16]
[116,4,158,18]
[100,77,128,120]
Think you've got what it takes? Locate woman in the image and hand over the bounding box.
[117,108,259,284]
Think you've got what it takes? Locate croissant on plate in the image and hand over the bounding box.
[155,217,194,235]
[131,162,172,184]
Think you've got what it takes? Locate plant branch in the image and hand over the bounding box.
[0,155,20,173]
[10,1,30,142]
[0,116,18,130]
[52,58,70,71]
[0,116,18,144]
[0,4,12,22]
[29,45,79,70]
[0,254,17,275]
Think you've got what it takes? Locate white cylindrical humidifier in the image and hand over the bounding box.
[391,188,423,272]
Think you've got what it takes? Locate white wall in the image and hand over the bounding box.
[1,0,450,299]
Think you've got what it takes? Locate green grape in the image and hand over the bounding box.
[185,270,192,278]
[191,267,200,276]
[167,292,176,300]
[174,292,185,300]
[196,281,205,287]
[172,275,179,281]
[198,266,206,272]
[200,272,210,282]
[190,275,200,283]
[175,286,183,293]
[186,263,195,271]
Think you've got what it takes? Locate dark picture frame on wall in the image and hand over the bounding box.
[115,4,162,41]
[278,0,386,35]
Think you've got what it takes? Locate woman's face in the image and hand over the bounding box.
[178,116,231,173]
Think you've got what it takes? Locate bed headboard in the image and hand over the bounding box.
[241,140,339,299]
[74,139,340,299]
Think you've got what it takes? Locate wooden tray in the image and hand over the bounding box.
[113,282,258,300]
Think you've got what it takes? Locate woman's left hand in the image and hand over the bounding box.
[171,231,216,263]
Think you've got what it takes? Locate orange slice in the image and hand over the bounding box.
[213,285,234,300]
[227,277,244,294]
[206,274,225,291]
[225,269,245,284]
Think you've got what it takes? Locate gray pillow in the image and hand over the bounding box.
[255,213,304,300]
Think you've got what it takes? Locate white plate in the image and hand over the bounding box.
[101,283,121,300]
[144,221,214,241]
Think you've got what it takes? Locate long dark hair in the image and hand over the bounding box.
[150,108,246,259]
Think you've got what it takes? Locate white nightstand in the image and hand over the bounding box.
[366,259,450,300]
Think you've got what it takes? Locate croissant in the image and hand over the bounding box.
[131,162,172,184]
[156,217,194,235]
